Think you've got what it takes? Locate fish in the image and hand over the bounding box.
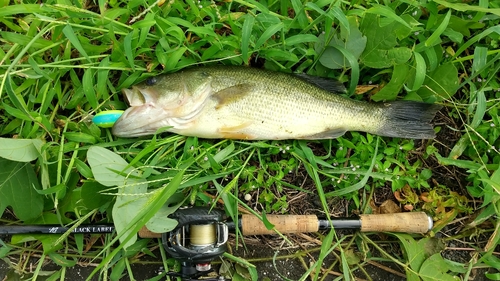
[112,66,441,140]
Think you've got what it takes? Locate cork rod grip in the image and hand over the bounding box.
[241,214,319,235]
[360,212,432,233]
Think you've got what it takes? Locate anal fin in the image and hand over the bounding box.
[218,122,255,139]
[298,128,347,140]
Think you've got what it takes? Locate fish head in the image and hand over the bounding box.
[112,70,213,137]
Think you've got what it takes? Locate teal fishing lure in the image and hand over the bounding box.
[93,110,124,128]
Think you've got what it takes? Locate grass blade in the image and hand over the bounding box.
[82,68,97,109]
[290,0,308,29]
[433,0,500,16]
[454,25,500,59]
[331,44,360,95]
[472,46,488,75]
[471,90,486,129]
[0,4,47,17]
[255,22,283,49]
[123,32,136,70]
[330,6,350,37]
[241,14,255,63]
[411,51,426,91]
[425,10,451,47]
[62,25,90,62]
[365,5,411,29]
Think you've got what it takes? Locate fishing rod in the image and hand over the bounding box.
[0,207,432,280]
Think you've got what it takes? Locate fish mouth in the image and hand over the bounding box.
[112,87,169,137]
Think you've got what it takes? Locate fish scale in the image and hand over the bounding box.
[112,66,441,140]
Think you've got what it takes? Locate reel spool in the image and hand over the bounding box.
[162,207,228,279]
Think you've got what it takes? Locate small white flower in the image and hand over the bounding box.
[339,146,343,151]
[204,156,208,161]
[478,78,482,82]
[490,123,495,127]
[414,31,419,36]
[412,10,418,16]
[190,146,194,150]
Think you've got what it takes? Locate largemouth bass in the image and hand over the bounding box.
[112,66,441,140]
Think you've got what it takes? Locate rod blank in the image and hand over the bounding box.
[0,225,114,235]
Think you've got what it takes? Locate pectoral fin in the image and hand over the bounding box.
[212,84,253,109]
[298,128,347,139]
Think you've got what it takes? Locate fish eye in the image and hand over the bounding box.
[146,77,157,86]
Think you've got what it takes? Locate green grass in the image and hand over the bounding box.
[1,0,500,280]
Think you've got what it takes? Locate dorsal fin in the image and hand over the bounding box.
[295,73,346,94]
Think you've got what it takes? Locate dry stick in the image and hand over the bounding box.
[445,247,500,256]
[296,233,323,246]
[365,260,407,279]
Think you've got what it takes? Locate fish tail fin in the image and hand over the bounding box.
[376,101,442,139]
